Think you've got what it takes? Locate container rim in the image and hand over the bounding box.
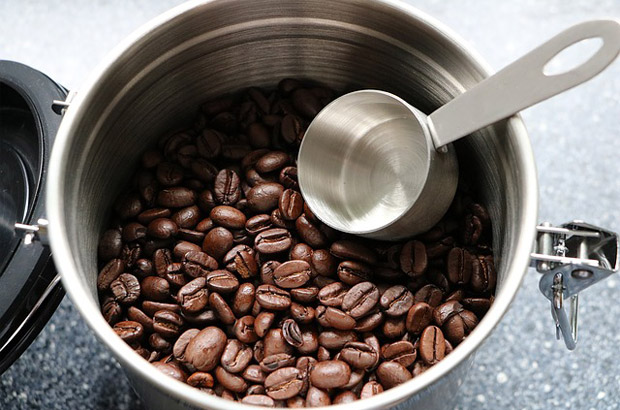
[46,0,538,408]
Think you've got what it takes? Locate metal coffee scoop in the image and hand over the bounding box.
[298,20,620,240]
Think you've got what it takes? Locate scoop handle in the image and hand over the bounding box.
[428,20,620,149]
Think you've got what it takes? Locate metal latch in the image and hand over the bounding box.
[531,221,619,350]
[14,218,50,246]
[52,90,77,115]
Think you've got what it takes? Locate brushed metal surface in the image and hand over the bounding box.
[46,0,538,409]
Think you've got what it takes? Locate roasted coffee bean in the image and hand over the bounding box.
[234,315,259,344]
[214,169,242,205]
[280,115,304,146]
[247,183,284,213]
[152,360,188,382]
[311,249,337,277]
[243,364,267,384]
[102,296,122,325]
[113,321,143,343]
[203,227,234,261]
[170,205,201,229]
[462,297,492,316]
[255,312,275,338]
[142,300,181,317]
[380,285,414,317]
[337,260,372,285]
[260,261,280,285]
[281,319,303,347]
[376,361,412,389]
[279,166,298,190]
[382,317,407,339]
[173,328,200,362]
[414,284,444,307]
[97,259,125,291]
[232,283,256,317]
[157,187,196,208]
[110,273,141,304]
[256,285,291,311]
[381,341,417,368]
[400,240,428,277]
[264,329,294,357]
[221,339,253,374]
[309,360,351,389]
[433,300,464,326]
[197,129,223,159]
[318,282,349,307]
[340,342,378,370]
[183,251,218,278]
[255,228,293,254]
[278,189,303,220]
[210,206,246,229]
[406,302,433,334]
[153,248,173,276]
[198,190,217,213]
[289,243,313,265]
[255,151,290,174]
[260,353,296,372]
[122,222,147,243]
[360,381,384,399]
[342,282,379,318]
[156,162,184,186]
[419,325,446,365]
[173,241,202,260]
[306,386,331,407]
[177,277,208,313]
[290,303,315,324]
[318,330,358,350]
[153,310,184,339]
[290,286,319,304]
[98,229,123,261]
[141,276,170,301]
[323,307,356,330]
[114,193,143,220]
[354,310,384,332]
[216,366,248,393]
[273,260,311,288]
[224,245,258,279]
[187,372,215,388]
[426,236,455,259]
[296,328,318,355]
[246,214,273,235]
[330,240,377,265]
[333,391,357,404]
[184,326,227,371]
[241,395,275,407]
[295,214,327,248]
[209,292,236,325]
[165,262,187,288]
[264,367,303,400]
[471,255,496,293]
[149,333,171,352]
[447,247,473,285]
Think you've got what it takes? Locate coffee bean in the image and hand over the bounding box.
[290,303,315,324]
[221,339,253,374]
[400,240,428,277]
[97,259,125,291]
[380,285,414,317]
[243,364,267,384]
[290,286,319,304]
[382,317,407,339]
[224,245,258,279]
[247,183,284,213]
[340,342,378,370]
[433,300,464,326]
[256,151,290,174]
[184,326,227,371]
[447,247,473,285]
[419,325,446,365]
[202,227,234,260]
[234,315,259,344]
[114,193,143,220]
[310,249,337,277]
[318,330,358,350]
[281,319,303,347]
[122,222,147,243]
[414,284,444,307]
[295,214,327,248]
[256,285,291,311]
[187,371,215,388]
[337,260,373,285]
[153,310,184,339]
[278,189,303,220]
[182,251,218,278]
[142,300,180,317]
[197,129,223,159]
[98,229,123,261]
[210,205,246,229]
[260,261,280,285]
[260,353,296,373]
[152,361,188,383]
[214,169,242,205]
[323,307,356,330]
[264,367,303,400]
[406,302,433,334]
[254,312,275,338]
[310,360,351,389]
[360,381,384,399]
[173,328,200,362]
[318,282,349,307]
[171,206,201,229]
[208,292,236,325]
[462,297,492,316]
[141,276,170,301]
[342,282,379,318]
[354,310,384,332]
[110,273,141,304]
[177,277,208,313]
[147,218,178,240]
[216,366,248,393]
[376,361,412,389]
[102,296,122,325]
[280,115,304,146]
[306,386,331,406]
[113,321,143,343]
[157,187,196,208]
[232,283,256,317]
[381,341,417,368]
[471,255,496,293]
[241,395,275,407]
[279,166,298,190]
[246,214,273,235]
[330,240,378,265]
[334,391,357,404]
[273,260,311,289]
[255,228,293,254]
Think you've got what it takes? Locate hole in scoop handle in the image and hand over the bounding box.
[428,20,620,149]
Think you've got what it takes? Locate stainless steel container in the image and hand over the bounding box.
[47,0,540,408]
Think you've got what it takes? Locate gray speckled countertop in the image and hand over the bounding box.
[1,1,619,409]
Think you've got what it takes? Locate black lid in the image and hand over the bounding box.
[0,61,66,373]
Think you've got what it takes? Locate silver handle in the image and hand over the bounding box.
[428,20,620,148]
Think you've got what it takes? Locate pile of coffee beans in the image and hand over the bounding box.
[97,78,496,407]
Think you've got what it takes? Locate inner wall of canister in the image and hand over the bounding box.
[58,1,522,309]
[0,82,40,273]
